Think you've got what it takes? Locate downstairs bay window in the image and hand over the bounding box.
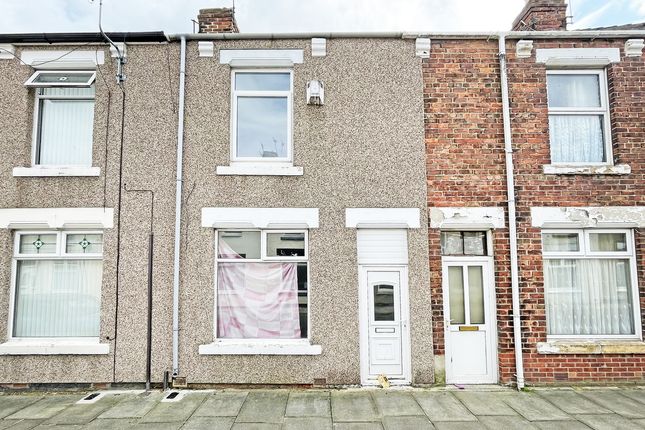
[216,230,308,340]
[542,229,640,339]
[10,231,103,340]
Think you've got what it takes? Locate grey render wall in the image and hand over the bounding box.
[0,37,431,386]
[178,38,433,385]
[0,43,179,384]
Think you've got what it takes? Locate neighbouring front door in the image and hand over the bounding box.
[360,267,410,385]
[442,259,497,384]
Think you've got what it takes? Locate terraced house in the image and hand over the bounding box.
[0,0,643,389]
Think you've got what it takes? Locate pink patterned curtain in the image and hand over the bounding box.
[217,239,301,339]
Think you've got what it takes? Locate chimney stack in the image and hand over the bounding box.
[197,8,239,33]
[511,0,568,31]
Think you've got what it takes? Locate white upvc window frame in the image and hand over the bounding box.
[213,228,311,343]
[7,230,104,343]
[229,69,294,164]
[541,228,641,341]
[30,84,96,168]
[546,69,613,166]
[24,70,96,87]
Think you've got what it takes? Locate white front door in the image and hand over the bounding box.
[442,258,497,384]
[359,267,410,385]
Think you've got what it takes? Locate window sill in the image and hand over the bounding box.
[199,341,322,355]
[216,164,303,176]
[0,341,110,355]
[537,340,645,355]
[542,164,631,175]
[13,166,101,177]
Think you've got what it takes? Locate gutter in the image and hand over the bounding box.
[497,33,525,390]
[172,36,187,378]
[166,29,645,41]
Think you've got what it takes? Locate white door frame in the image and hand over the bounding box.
[359,265,412,386]
[442,256,498,384]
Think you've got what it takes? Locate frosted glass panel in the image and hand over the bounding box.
[441,231,463,255]
[589,233,627,252]
[549,115,605,163]
[468,266,485,324]
[373,284,395,321]
[547,74,601,108]
[66,234,103,254]
[13,260,103,337]
[38,87,95,166]
[236,97,288,158]
[448,266,465,324]
[464,231,486,255]
[19,234,57,254]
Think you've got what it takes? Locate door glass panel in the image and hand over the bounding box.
[373,284,395,321]
[468,266,485,324]
[448,266,465,324]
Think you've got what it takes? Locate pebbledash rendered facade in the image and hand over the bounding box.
[0,0,643,389]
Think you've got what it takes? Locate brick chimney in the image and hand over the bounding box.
[197,8,239,33]
[511,0,568,31]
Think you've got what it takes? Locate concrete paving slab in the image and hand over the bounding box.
[616,390,645,405]
[98,391,164,419]
[575,413,644,430]
[580,391,645,419]
[330,391,379,422]
[5,395,78,420]
[283,417,332,430]
[285,391,330,417]
[0,396,42,419]
[42,394,125,425]
[182,416,235,430]
[412,392,477,422]
[194,392,248,417]
[533,421,590,429]
[538,390,612,414]
[333,423,383,430]
[33,424,83,429]
[139,392,207,423]
[235,390,288,424]
[382,415,435,430]
[478,415,538,430]
[1,421,44,430]
[83,418,139,429]
[231,424,281,430]
[433,422,485,430]
[454,392,517,416]
[371,391,424,417]
[502,393,572,421]
[133,423,182,430]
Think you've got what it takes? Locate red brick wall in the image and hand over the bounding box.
[424,38,645,385]
[197,8,239,33]
[511,0,568,31]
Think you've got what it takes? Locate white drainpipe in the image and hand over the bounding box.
[498,33,525,390]
[172,36,187,377]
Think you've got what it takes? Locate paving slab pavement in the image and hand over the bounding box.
[2,387,645,428]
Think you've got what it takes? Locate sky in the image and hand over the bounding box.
[0,0,643,34]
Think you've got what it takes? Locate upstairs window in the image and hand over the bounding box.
[546,70,611,164]
[25,71,96,167]
[231,71,292,162]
